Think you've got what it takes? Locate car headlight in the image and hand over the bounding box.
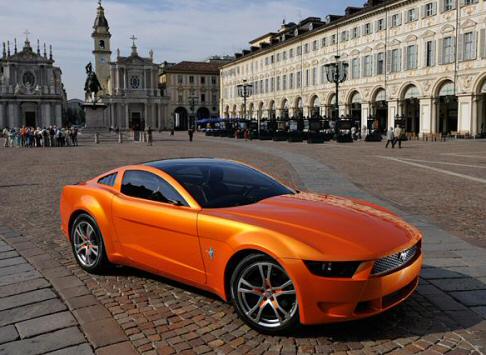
[304,261,361,278]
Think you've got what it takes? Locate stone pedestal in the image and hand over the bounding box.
[83,102,107,128]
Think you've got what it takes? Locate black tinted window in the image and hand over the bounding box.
[159,162,294,208]
[121,170,188,206]
[98,173,117,187]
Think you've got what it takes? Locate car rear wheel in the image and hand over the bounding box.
[230,254,299,334]
[71,213,109,273]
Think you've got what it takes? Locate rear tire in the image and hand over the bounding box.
[230,253,299,334]
[70,213,110,273]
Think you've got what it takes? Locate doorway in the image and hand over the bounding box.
[25,112,36,127]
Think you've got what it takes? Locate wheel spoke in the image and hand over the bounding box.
[258,264,266,287]
[86,224,95,241]
[266,264,273,288]
[240,278,259,290]
[75,225,87,243]
[238,287,262,295]
[269,299,283,322]
[272,279,292,291]
[90,245,99,257]
[246,296,264,317]
[254,299,267,322]
[275,289,296,296]
[274,298,290,319]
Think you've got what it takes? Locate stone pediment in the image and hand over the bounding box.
[389,39,401,46]
[117,54,152,65]
[405,34,418,42]
[374,42,386,50]
[362,46,372,54]
[440,24,455,34]
[421,30,436,38]
[461,19,477,29]
[350,49,360,56]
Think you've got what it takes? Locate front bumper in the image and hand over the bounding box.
[284,253,423,325]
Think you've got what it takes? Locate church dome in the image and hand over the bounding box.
[93,3,109,30]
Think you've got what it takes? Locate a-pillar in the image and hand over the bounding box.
[457,94,474,134]
[361,102,370,130]
[418,97,434,136]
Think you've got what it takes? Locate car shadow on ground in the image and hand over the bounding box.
[97,264,484,340]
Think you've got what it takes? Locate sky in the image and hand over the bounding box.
[0,0,363,99]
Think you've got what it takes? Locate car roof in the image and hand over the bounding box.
[144,158,247,170]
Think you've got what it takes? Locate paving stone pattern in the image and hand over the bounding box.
[0,134,485,354]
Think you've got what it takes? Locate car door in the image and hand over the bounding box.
[112,169,206,284]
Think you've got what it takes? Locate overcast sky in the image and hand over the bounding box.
[0,0,363,99]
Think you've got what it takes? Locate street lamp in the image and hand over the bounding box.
[188,89,198,129]
[324,55,349,136]
[237,80,253,121]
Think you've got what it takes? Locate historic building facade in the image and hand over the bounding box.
[220,0,486,136]
[159,58,230,130]
[0,36,66,128]
[91,1,168,130]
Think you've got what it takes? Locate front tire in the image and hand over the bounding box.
[230,254,299,334]
[70,213,110,273]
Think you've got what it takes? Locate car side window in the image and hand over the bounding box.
[98,172,117,187]
[121,170,188,206]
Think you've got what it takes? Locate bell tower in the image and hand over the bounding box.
[92,0,111,95]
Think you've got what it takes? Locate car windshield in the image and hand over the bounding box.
[153,160,294,208]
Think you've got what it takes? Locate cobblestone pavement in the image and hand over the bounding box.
[0,133,485,354]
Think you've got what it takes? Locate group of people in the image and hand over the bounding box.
[385,126,404,149]
[2,126,79,148]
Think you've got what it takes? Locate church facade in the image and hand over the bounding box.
[0,36,66,128]
[91,1,168,130]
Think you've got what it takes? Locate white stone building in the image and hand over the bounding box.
[0,36,65,128]
[91,1,168,130]
[220,0,486,136]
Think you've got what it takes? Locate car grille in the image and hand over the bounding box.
[371,244,419,276]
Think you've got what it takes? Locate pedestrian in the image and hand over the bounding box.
[188,128,194,142]
[71,127,78,146]
[146,126,153,146]
[394,125,403,149]
[2,127,9,147]
[385,127,395,148]
[244,129,249,141]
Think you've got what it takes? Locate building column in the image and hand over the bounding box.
[387,100,398,129]
[361,102,370,130]
[457,94,474,134]
[55,104,62,127]
[419,97,433,136]
[125,104,129,129]
[0,103,5,128]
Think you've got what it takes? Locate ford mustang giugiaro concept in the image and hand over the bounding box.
[60,158,422,333]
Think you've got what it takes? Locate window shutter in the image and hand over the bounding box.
[451,0,457,10]
[424,42,429,67]
[432,2,437,14]
[471,31,477,60]
[386,50,392,73]
[397,13,402,26]
[459,0,465,6]
[439,0,445,13]
[451,37,456,62]
[480,29,486,59]
[457,34,464,61]
[431,40,436,66]
[373,53,378,75]
[361,57,366,77]
[421,5,426,18]
[438,38,444,65]
[404,10,409,23]
[404,46,409,70]
[414,45,419,68]
[389,16,393,27]
[399,49,403,71]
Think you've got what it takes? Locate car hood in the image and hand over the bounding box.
[202,193,421,260]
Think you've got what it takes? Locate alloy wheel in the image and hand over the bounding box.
[73,220,100,267]
[235,261,297,328]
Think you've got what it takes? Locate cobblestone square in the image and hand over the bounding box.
[0,134,485,354]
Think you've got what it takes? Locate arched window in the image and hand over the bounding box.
[404,86,419,99]
[438,82,455,97]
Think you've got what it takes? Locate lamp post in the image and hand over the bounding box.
[324,55,349,137]
[188,89,198,130]
[237,80,253,121]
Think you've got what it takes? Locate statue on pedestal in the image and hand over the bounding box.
[84,62,102,104]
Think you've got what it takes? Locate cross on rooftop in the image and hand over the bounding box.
[130,35,137,47]
[24,30,31,41]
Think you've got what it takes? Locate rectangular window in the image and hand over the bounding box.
[351,27,359,39]
[178,95,183,103]
[377,52,385,74]
[312,67,317,86]
[424,2,436,17]
[276,53,281,62]
[443,36,454,64]
[289,48,294,58]
[352,58,360,79]
[426,41,435,66]
[364,55,372,77]
[321,37,327,47]
[283,51,287,60]
[391,49,401,72]
[211,76,217,85]
[391,14,401,27]
[282,75,287,90]
[177,75,183,84]
[341,31,348,42]
[201,76,206,84]
[296,71,301,88]
[270,77,274,91]
[304,43,309,54]
[276,76,280,91]
[271,55,275,64]
[321,65,326,84]
[406,45,417,69]
[331,34,336,45]
[289,73,294,89]
[312,40,318,51]
[463,32,475,60]
[444,0,454,11]
[212,94,217,103]
[376,18,386,31]
[297,46,302,56]
[407,8,418,22]
[265,79,268,93]
[201,94,205,102]
[189,76,194,84]
[363,23,372,35]
[305,69,309,87]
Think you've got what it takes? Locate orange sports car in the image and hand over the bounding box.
[60,158,422,333]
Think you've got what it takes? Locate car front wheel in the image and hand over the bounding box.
[70,213,109,273]
[230,254,299,334]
